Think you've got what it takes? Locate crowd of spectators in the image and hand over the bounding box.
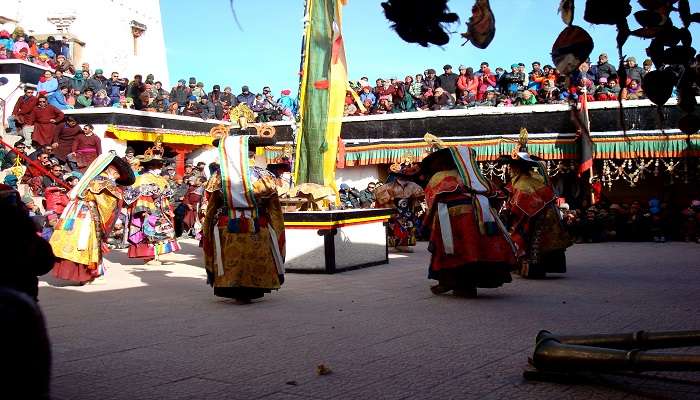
[1,26,671,124]
[560,198,700,243]
[342,54,657,116]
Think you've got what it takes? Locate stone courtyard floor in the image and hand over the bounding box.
[40,241,700,400]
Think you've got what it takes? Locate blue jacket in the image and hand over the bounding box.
[47,91,71,110]
[277,95,297,113]
[360,92,376,106]
[46,90,73,110]
[37,78,58,95]
[38,47,56,59]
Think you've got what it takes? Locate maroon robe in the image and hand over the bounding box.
[72,134,102,170]
[54,123,82,161]
[31,105,63,146]
[182,186,204,229]
[12,95,39,125]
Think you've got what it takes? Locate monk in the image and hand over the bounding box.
[30,95,63,147]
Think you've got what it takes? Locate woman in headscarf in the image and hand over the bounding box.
[92,89,112,107]
[72,69,87,93]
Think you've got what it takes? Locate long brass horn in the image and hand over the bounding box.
[529,330,700,374]
[536,329,700,350]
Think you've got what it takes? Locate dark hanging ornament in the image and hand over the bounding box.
[381,0,458,47]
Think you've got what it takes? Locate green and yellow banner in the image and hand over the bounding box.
[294,0,348,191]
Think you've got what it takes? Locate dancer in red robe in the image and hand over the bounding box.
[420,142,516,297]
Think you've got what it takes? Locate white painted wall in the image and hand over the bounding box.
[336,165,380,191]
[1,0,169,86]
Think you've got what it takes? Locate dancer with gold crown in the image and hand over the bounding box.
[124,142,180,264]
[499,129,573,278]
[420,134,516,297]
[50,152,136,284]
[201,105,285,303]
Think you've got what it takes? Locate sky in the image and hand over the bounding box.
[161,0,699,95]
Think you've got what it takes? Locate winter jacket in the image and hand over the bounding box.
[201,101,216,119]
[37,78,58,96]
[456,76,478,96]
[170,86,191,106]
[437,72,459,94]
[47,91,72,110]
[75,95,93,109]
[277,95,296,113]
[38,47,55,59]
[105,79,126,103]
[625,66,644,83]
[236,92,256,107]
[85,77,104,93]
[359,92,376,106]
[591,62,617,80]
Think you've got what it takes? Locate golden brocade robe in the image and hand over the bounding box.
[202,170,286,292]
[50,175,122,268]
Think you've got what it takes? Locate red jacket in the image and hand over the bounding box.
[44,187,69,214]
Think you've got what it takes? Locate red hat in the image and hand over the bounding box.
[281,89,291,95]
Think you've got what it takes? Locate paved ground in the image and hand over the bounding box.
[40,241,700,400]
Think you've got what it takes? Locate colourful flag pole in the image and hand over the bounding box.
[293,0,347,190]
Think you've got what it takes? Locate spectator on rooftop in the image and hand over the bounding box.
[221,86,235,105]
[359,85,376,106]
[91,69,108,91]
[112,95,133,109]
[642,58,653,76]
[277,89,296,115]
[37,70,58,97]
[54,54,74,74]
[72,70,87,93]
[182,95,202,117]
[9,87,38,145]
[437,64,458,99]
[475,88,497,106]
[200,96,215,119]
[53,117,82,166]
[170,79,191,111]
[34,54,52,68]
[70,124,102,172]
[127,74,146,110]
[529,62,542,79]
[590,53,617,81]
[46,36,65,58]
[500,64,524,95]
[47,86,73,110]
[236,85,255,107]
[208,85,222,102]
[80,62,90,75]
[621,79,644,100]
[37,42,55,59]
[153,81,169,107]
[422,69,438,93]
[30,96,63,147]
[538,79,562,103]
[92,89,112,107]
[0,43,8,60]
[85,70,105,93]
[0,30,14,57]
[456,66,477,104]
[518,63,529,87]
[625,57,644,83]
[475,62,496,101]
[26,36,38,58]
[516,89,537,106]
[594,77,617,101]
[105,72,127,105]
[145,73,155,84]
[54,70,72,90]
[192,82,206,102]
[408,75,423,105]
[431,87,454,110]
[375,79,396,102]
[12,35,28,55]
